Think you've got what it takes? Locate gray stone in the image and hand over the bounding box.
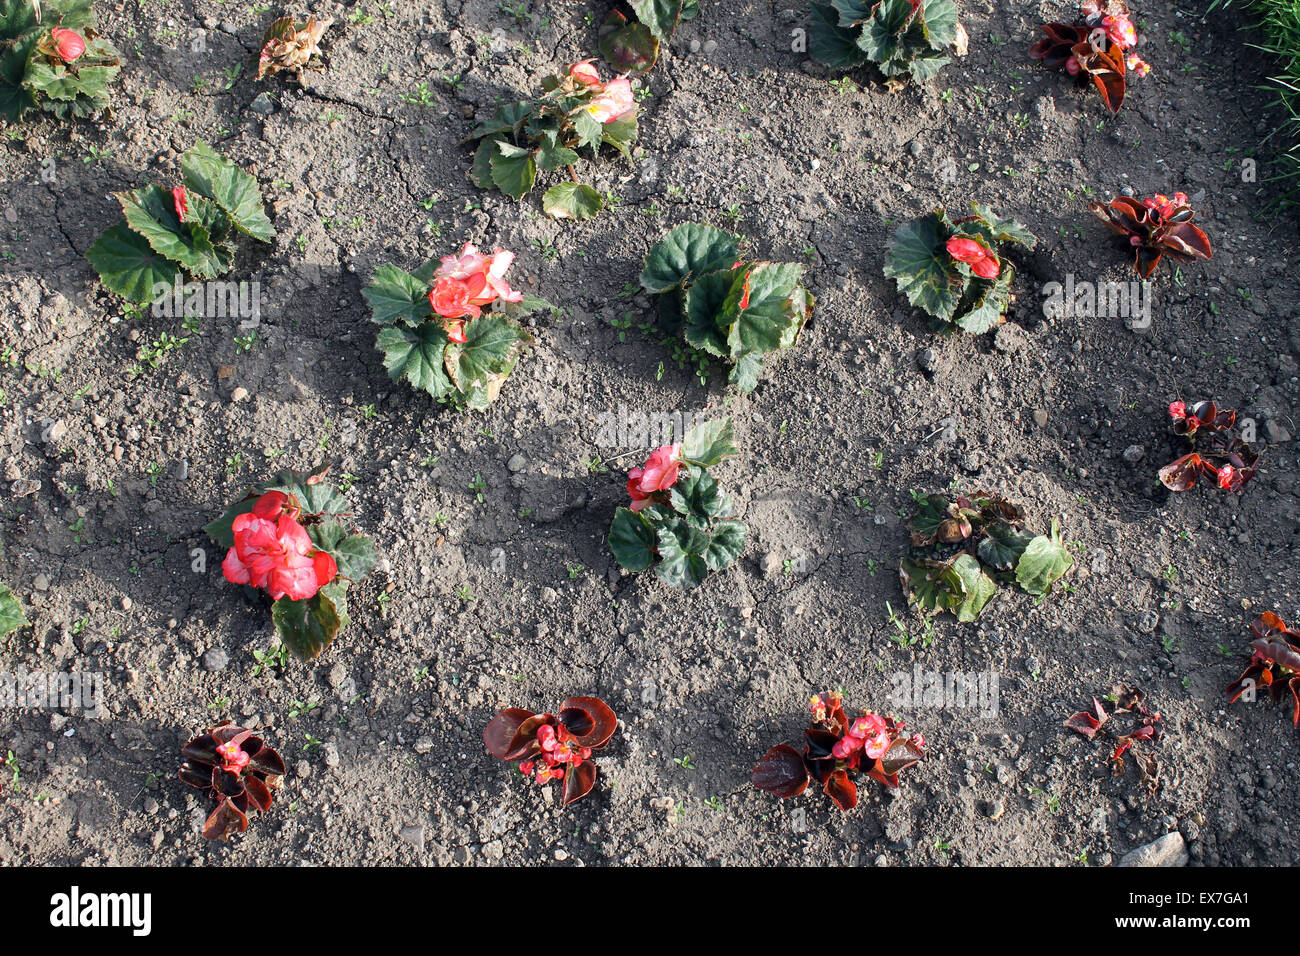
[1117,831,1188,867]
[201,648,229,672]
[399,824,425,852]
[1122,444,1145,463]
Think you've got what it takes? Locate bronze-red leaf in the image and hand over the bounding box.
[751,744,810,798]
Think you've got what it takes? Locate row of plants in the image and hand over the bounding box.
[185,606,1300,840]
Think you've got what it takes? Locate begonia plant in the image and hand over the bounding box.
[1157,400,1258,493]
[363,242,551,411]
[0,0,120,121]
[1089,191,1213,278]
[1227,613,1300,728]
[808,0,965,85]
[180,722,285,840]
[752,691,925,811]
[599,0,699,73]
[608,418,747,588]
[257,14,330,80]
[484,696,618,805]
[1031,0,1150,114]
[204,465,377,660]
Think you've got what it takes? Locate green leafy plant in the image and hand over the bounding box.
[640,223,814,391]
[899,491,1073,621]
[362,242,551,411]
[1,0,120,121]
[599,0,700,74]
[609,418,748,588]
[204,465,377,660]
[0,581,28,637]
[86,141,275,305]
[808,0,965,85]
[463,60,638,219]
[884,201,1036,334]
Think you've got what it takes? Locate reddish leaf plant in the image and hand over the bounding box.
[1030,0,1150,114]
[1065,687,1163,789]
[1089,192,1213,278]
[752,692,924,811]
[484,697,618,805]
[1158,400,1259,493]
[179,722,285,841]
[1227,613,1300,728]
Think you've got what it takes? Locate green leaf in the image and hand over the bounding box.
[832,0,874,26]
[469,137,497,189]
[375,323,455,399]
[271,581,349,660]
[950,553,998,622]
[654,519,711,588]
[85,222,182,305]
[681,418,737,467]
[905,50,951,81]
[724,262,808,358]
[468,100,533,140]
[682,267,742,357]
[965,201,1037,249]
[704,520,746,572]
[362,262,434,327]
[24,58,117,113]
[599,9,659,73]
[629,0,683,42]
[570,108,604,151]
[955,263,1014,334]
[499,293,555,321]
[601,110,639,159]
[899,558,962,614]
[976,521,1035,571]
[0,582,28,637]
[115,185,227,278]
[180,140,274,243]
[640,223,740,293]
[542,182,605,221]
[308,519,378,581]
[443,313,532,411]
[858,0,914,63]
[609,507,657,572]
[489,140,536,200]
[884,212,963,322]
[536,130,580,171]
[265,466,349,516]
[908,493,950,546]
[729,351,765,393]
[920,0,960,49]
[1015,518,1073,597]
[668,468,731,526]
[809,2,870,68]
[0,34,37,121]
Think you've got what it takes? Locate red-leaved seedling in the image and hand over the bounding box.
[1227,613,1300,728]
[1158,400,1259,493]
[484,697,618,805]
[752,692,924,811]
[1030,0,1150,114]
[179,722,285,840]
[1089,192,1212,277]
[1065,686,1163,789]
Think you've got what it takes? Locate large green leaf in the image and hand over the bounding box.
[976,521,1035,571]
[0,581,28,637]
[950,553,998,622]
[1015,518,1073,597]
[965,201,1037,249]
[489,140,536,200]
[724,262,808,358]
[0,34,37,121]
[920,0,959,48]
[668,469,731,527]
[630,0,682,42]
[180,140,274,243]
[271,581,349,660]
[265,466,350,517]
[704,520,747,572]
[884,212,963,321]
[25,58,117,115]
[362,262,434,327]
[85,222,181,304]
[609,507,657,572]
[955,263,1014,334]
[899,557,962,615]
[542,182,604,221]
[308,518,378,582]
[376,323,455,400]
[832,0,874,26]
[640,223,739,293]
[809,2,870,68]
[443,313,532,411]
[602,110,639,159]
[681,417,737,467]
[857,0,915,63]
[535,131,580,172]
[654,519,711,588]
[682,267,741,357]
[115,185,228,278]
